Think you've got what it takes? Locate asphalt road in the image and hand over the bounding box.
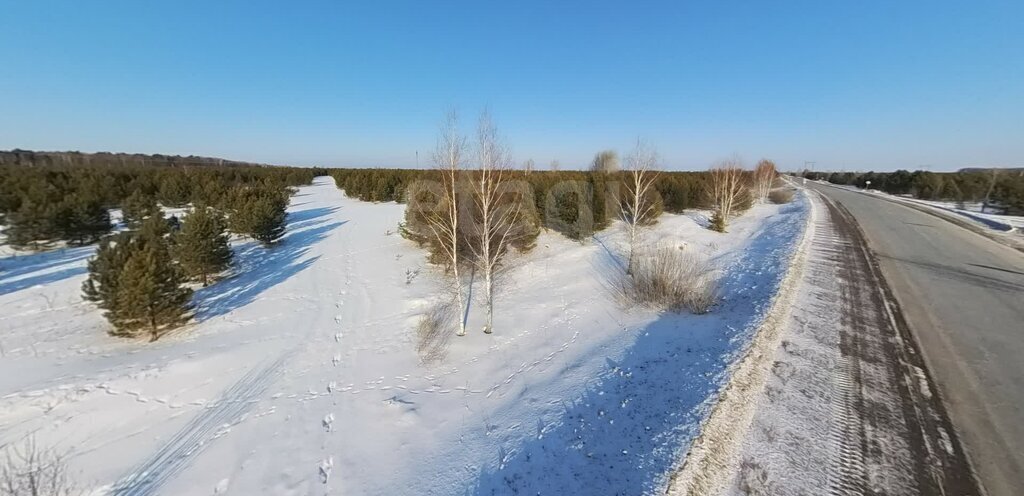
[808,182,1024,496]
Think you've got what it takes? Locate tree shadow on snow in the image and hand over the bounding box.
[193,210,345,320]
[469,199,807,495]
[288,206,339,226]
[0,246,94,296]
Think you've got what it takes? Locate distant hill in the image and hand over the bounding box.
[0,149,280,168]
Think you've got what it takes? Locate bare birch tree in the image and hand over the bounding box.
[422,110,469,336]
[523,158,535,175]
[752,159,777,203]
[549,159,560,171]
[709,158,747,232]
[469,111,532,334]
[620,139,660,273]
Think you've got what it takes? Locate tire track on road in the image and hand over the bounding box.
[823,194,978,496]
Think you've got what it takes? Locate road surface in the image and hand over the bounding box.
[809,182,1024,496]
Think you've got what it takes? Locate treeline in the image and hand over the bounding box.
[1,164,318,249]
[331,168,715,239]
[801,169,1024,214]
[0,149,287,168]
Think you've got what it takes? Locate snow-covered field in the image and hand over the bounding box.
[0,177,807,495]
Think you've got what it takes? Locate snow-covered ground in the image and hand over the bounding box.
[891,197,1024,231]
[0,176,807,495]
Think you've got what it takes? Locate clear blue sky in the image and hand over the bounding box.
[1,1,1021,171]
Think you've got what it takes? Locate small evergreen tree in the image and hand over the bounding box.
[121,190,161,229]
[137,211,172,244]
[710,209,727,232]
[6,193,110,248]
[109,245,193,341]
[58,194,111,245]
[174,205,232,285]
[83,214,192,340]
[228,187,288,245]
[82,232,137,306]
[5,199,59,249]
[157,173,192,207]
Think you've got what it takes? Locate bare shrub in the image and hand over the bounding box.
[685,271,719,314]
[416,301,454,364]
[768,188,794,204]
[619,246,718,313]
[1,437,74,496]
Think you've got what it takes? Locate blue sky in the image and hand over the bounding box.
[1,1,1021,171]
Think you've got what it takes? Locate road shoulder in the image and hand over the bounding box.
[709,190,979,495]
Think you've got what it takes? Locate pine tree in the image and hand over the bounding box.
[228,187,288,245]
[83,214,192,340]
[5,198,59,249]
[249,195,287,244]
[710,209,727,233]
[121,190,161,229]
[174,205,232,285]
[138,211,171,243]
[6,189,109,248]
[82,232,137,307]
[157,173,192,207]
[59,194,111,245]
[109,245,193,341]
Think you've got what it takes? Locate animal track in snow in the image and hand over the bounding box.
[214,478,230,494]
[318,456,333,484]
[322,413,335,432]
[332,354,341,366]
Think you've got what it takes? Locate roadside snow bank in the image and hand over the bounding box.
[664,190,813,496]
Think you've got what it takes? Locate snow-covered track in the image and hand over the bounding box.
[109,354,289,496]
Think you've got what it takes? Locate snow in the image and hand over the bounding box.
[720,192,838,496]
[665,190,814,496]
[0,176,808,495]
[895,197,1024,232]
[833,186,1024,233]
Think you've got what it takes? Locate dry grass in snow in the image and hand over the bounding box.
[416,300,455,364]
[618,246,718,314]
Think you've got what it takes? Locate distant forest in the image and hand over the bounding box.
[799,169,1024,214]
[0,149,281,169]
